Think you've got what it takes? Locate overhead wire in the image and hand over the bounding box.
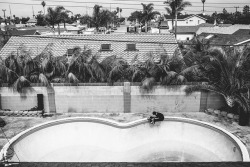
[0,1,246,12]
[31,0,250,5]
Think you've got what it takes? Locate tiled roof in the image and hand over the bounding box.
[197,33,250,45]
[27,18,37,23]
[0,34,179,64]
[17,26,66,34]
[196,24,250,35]
[170,26,199,34]
[218,24,232,27]
[232,29,250,36]
[197,23,215,27]
[8,29,40,36]
[160,21,169,27]
[164,14,206,21]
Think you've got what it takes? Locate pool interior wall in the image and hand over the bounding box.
[1,117,249,162]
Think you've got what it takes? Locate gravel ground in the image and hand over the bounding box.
[0,112,249,158]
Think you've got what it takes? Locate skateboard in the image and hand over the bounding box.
[147,117,155,124]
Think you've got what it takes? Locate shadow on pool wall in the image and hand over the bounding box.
[1,117,249,162]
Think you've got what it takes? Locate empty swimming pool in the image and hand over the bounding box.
[1,117,249,162]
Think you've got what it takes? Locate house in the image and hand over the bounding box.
[159,21,169,33]
[232,29,250,36]
[8,29,41,36]
[196,24,250,35]
[164,14,207,30]
[171,26,199,41]
[26,18,37,26]
[170,23,216,41]
[197,33,250,47]
[0,34,179,64]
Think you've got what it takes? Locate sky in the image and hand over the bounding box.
[0,0,250,18]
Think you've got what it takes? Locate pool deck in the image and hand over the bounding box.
[0,112,249,160]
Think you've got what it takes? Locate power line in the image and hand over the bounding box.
[30,0,246,8]
[0,1,242,13]
[31,0,250,5]
[0,1,246,9]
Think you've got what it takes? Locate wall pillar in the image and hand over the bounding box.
[123,82,131,113]
[47,85,56,113]
[200,90,209,112]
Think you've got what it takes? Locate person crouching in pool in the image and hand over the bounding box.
[148,111,164,124]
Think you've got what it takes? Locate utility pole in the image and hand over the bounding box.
[234,6,239,13]
[174,0,177,38]
[32,6,35,18]
[234,6,240,23]
[2,9,6,25]
[9,5,12,20]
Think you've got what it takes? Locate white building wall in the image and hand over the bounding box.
[176,34,195,41]
[167,16,206,30]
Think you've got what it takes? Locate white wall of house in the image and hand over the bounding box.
[26,22,36,26]
[167,16,206,30]
[176,34,195,41]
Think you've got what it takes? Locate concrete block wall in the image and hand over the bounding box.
[0,87,50,113]
[130,85,201,113]
[0,83,225,114]
[53,86,124,113]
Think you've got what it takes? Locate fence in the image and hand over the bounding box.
[0,83,225,114]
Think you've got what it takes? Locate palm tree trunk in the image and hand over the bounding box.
[43,7,45,15]
[171,18,174,31]
[145,22,148,33]
[58,23,60,35]
[175,12,177,38]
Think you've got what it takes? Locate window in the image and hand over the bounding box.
[67,49,74,56]
[189,20,193,22]
[198,20,200,24]
[186,37,190,41]
[100,44,112,51]
[125,44,138,51]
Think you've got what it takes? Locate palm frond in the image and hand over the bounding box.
[39,73,50,87]
[13,76,31,93]
[90,58,106,82]
[185,83,224,96]
[140,77,156,93]
[67,72,79,83]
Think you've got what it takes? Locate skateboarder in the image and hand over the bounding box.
[147,111,164,124]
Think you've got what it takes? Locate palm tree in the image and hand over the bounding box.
[201,0,206,13]
[45,6,65,34]
[116,7,122,18]
[101,55,128,84]
[127,11,144,25]
[164,0,192,37]
[64,46,106,83]
[91,5,112,31]
[0,45,50,93]
[60,10,72,28]
[185,46,250,126]
[141,3,160,33]
[92,5,102,31]
[41,1,46,15]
